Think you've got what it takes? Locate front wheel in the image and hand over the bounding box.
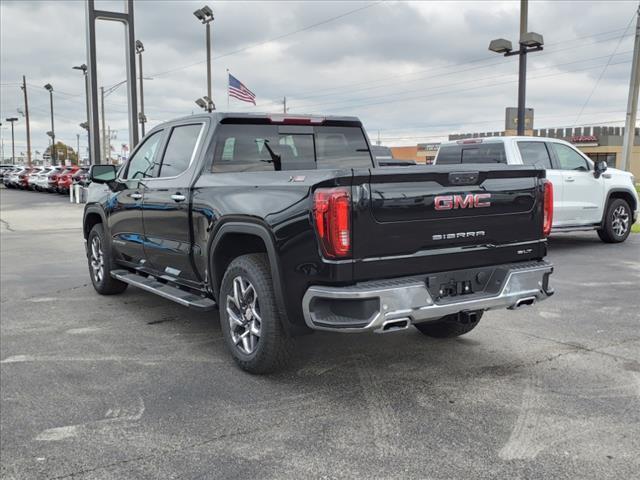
[219,253,293,374]
[87,224,128,295]
[597,198,632,243]
[414,311,483,338]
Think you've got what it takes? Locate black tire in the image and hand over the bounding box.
[414,311,483,338]
[219,253,293,374]
[597,198,632,243]
[87,223,128,295]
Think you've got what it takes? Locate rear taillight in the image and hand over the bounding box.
[313,187,351,258]
[543,180,553,237]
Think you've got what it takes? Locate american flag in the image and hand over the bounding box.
[228,73,256,105]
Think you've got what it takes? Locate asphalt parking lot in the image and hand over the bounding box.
[1,186,639,480]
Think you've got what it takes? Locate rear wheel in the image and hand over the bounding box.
[414,311,483,338]
[87,224,128,295]
[219,253,293,374]
[597,198,631,243]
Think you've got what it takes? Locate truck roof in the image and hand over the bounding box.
[162,112,362,126]
[439,136,567,146]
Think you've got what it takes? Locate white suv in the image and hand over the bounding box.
[435,136,638,243]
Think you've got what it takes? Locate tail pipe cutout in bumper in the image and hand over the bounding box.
[302,260,554,333]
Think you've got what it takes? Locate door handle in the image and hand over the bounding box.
[130,192,142,200]
[171,193,186,202]
[565,177,575,182]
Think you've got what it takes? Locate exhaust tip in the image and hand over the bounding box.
[513,297,536,309]
[378,318,410,333]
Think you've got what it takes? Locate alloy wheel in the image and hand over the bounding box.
[226,276,261,355]
[611,205,629,237]
[90,236,104,283]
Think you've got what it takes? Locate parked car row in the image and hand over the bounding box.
[1,165,90,193]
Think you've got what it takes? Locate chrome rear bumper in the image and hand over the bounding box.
[302,261,553,333]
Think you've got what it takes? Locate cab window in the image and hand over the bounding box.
[550,143,589,171]
[124,131,163,180]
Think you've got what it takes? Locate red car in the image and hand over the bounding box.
[55,165,80,193]
[18,167,36,189]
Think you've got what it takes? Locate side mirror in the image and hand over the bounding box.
[594,160,608,178]
[90,164,117,184]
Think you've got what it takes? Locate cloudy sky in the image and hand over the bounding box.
[1,0,638,160]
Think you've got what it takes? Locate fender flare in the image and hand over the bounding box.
[600,188,638,226]
[208,220,288,325]
[82,204,109,255]
[83,204,108,237]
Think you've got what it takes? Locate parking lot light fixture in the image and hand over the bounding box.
[488,30,544,135]
[43,83,56,165]
[195,98,208,111]
[135,40,147,136]
[73,64,91,160]
[194,5,214,110]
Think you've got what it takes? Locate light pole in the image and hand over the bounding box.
[193,5,215,110]
[44,83,56,164]
[73,64,91,163]
[5,118,18,164]
[489,0,543,136]
[135,40,147,136]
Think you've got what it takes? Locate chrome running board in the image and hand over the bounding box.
[111,269,216,311]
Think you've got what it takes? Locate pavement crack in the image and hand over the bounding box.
[46,415,325,480]
[491,326,640,364]
[0,218,15,232]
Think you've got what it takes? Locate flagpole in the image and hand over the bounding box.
[226,68,230,110]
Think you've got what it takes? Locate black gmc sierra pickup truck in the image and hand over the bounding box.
[84,113,554,373]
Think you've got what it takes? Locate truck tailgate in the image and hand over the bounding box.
[352,165,547,280]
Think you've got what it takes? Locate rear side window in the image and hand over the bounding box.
[437,143,506,164]
[212,124,372,172]
[159,124,203,178]
[517,142,552,168]
[315,127,371,169]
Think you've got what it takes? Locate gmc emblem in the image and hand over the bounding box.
[434,193,491,210]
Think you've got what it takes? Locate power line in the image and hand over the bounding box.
[292,52,632,112]
[573,9,637,125]
[320,58,632,113]
[148,1,382,78]
[231,28,635,112]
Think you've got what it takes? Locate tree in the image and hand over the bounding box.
[44,141,78,165]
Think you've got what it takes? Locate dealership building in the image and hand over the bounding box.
[391,124,640,178]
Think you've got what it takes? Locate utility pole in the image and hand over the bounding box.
[77,133,80,164]
[517,0,528,136]
[621,5,640,172]
[107,125,111,163]
[5,118,18,164]
[283,96,287,114]
[20,76,32,166]
[101,86,106,163]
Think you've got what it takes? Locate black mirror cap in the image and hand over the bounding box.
[594,160,608,177]
[90,164,117,184]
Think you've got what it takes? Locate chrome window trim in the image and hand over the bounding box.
[141,122,206,182]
